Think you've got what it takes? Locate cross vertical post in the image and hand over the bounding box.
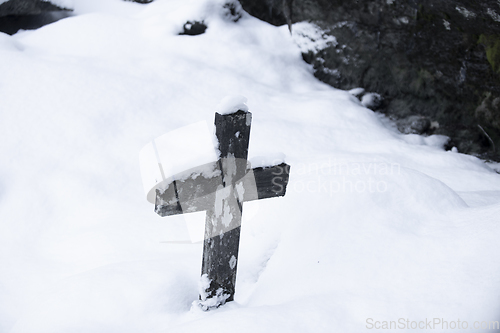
[200,110,252,308]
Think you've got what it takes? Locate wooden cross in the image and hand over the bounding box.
[154,110,290,310]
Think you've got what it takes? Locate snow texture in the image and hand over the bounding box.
[443,19,451,30]
[140,121,218,203]
[360,92,381,108]
[0,0,500,332]
[488,8,500,22]
[291,22,337,53]
[215,95,249,115]
[198,274,230,310]
[456,6,476,18]
[43,0,74,9]
[249,153,286,168]
[348,87,365,97]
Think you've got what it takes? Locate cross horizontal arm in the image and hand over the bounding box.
[252,162,290,200]
[154,162,291,217]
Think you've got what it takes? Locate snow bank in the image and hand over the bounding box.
[0,32,21,51]
[139,121,218,203]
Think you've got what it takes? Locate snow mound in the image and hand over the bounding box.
[215,95,249,115]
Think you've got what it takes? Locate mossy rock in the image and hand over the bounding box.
[478,34,500,73]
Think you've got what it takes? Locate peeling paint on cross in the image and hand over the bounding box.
[154,109,290,310]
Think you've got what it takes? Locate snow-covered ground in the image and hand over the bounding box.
[1,0,500,332]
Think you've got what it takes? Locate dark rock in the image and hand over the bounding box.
[222,1,243,22]
[397,115,432,135]
[179,21,207,36]
[0,0,71,35]
[0,11,70,34]
[239,0,500,159]
[238,0,288,26]
[0,0,69,17]
[127,0,153,3]
[476,93,500,129]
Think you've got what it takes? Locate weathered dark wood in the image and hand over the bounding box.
[155,163,291,217]
[201,224,240,305]
[155,162,222,217]
[215,110,252,160]
[200,111,251,309]
[253,163,290,199]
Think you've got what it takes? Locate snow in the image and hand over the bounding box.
[443,19,451,30]
[198,274,230,310]
[360,92,381,108]
[229,255,237,270]
[1,0,500,332]
[249,153,286,168]
[291,22,337,53]
[140,121,218,203]
[215,95,249,115]
[488,8,500,22]
[0,32,21,51]
[43,0,74,9]
[348,87,365,97]
[455,6,476,18]
[401,133,450,149]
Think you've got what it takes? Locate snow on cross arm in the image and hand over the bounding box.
[215,95,249,115]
